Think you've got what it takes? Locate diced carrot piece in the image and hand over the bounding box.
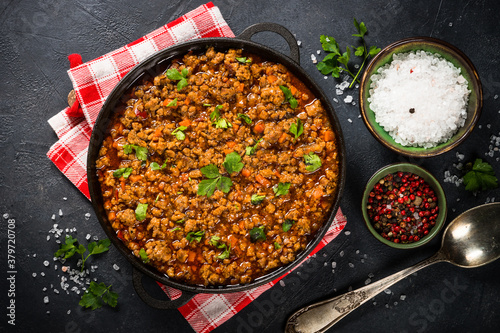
[274,170,281,178]
[290,85,298,96]
[238,82,245,92]
[191,265,198,272]
[184,97,190,105]
[278,132,288,144]
[179,119,191,127]
[255,174,271,187]
[241,168,251,177]
[233,124,239,133]
[187,251,196,263]
[112,140,119,148]
[129,175,142,183]
[267,75,277,84]
[180,173,189,182]
[239,220,245,230]
[226,141,236,148]
[265,67,273,76]
[222,77,228,82]
[229,235,238,248]
[163,99,170,106]
[153,128,163,137]
[108,211,116,221]
[324,130,335,142]
[253,122,265,134]
[120,180,126,191]
[312,188,324,200]
[224,148,234,155]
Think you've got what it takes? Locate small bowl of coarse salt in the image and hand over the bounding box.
[359,37,482,158]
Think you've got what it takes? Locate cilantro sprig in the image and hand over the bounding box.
[113,167,133,179]
[246,138,262,156]
[304,152,322,172]
[54,235,111,272]
[139,248,150,263]
[279,85,298,108]
[198,152,244,197]
[289,118,304,141]
[273,182,291,197]
[186,230,205,243]
[210,105,232,129]
[236,57,252,63]
[209,236,231,260]
[249,226,266,242]
[123,144,148,161]
[237,113,252,124]
[79,281,118,310]
[135,203,148,221]
[251,194,266,205]
[150,160,167,171]
[317,18,380,88]
[463,158,498,192]
[166,68,189,91]
[282,219,296,232]
[171,126,187,140]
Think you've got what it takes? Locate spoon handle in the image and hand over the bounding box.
[285,251,447,333]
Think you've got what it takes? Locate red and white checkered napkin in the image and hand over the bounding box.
[46,2,347,332]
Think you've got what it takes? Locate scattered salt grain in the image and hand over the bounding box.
[297,40,302,47]
[344,231,351,236]
[400,294,407,301]
[63,197,67,201]
[344,95,353,103]
[44,260,50,267]
[32,273,37,278]
[448,22,453,27]
[355,250,360,254]
[348,263,354,268]
[331,261,337,268]
[43,296,49,304]
[339,251,344,257]
[394,301,398,306]
[373,301,377,305]
[58,209,63,217]
[46,235,50,241]
[85,213,91,220]
[494,94,499,100]
[3,213,8,219]
[43,287,47,292]
[311,54,317,64]
[368,51,469,148]
[347,118,352,123]
[54,289,60,294]
[324,76,328,80]
[383,289,391,295]
[67,310,71,315]
[365,278,372,285]
[333,98,339,103]
[41,272,45,277]
[279,280,285,287]
[86,234,91,241]
[316,50,321,55]
[336,89,344,96]
[51,214,56,220]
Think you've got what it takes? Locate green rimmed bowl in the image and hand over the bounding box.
[359,37,482,158]
[361,163,448,249]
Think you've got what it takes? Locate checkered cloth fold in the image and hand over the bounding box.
[46,3,346,332]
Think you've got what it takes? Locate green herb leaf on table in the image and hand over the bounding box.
[186,230,205,243]
[88,239,111,256]
[139,248,150,263]
[135,203,148,221]
[282,219,296,232]
[54,235,79,259]
[463,158,498,192]
[55,236,111,272]
[223,152,244,174]
[79,281,118,310]
[353,18,367,38]
[113,167,133,179]
[279,85,298,108]
[304,152,322,172]
[249,226,266,242]
[166,98,178,107]
[251,194,266,205]
[289,118,304,141]
[237,113,252,124]
[171,126,187,140]
[273,182,291,197]
[245,138,262,156]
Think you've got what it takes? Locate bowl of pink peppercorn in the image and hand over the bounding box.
[361,163,447,249]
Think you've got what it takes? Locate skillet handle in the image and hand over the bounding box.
[132,267,195,309]
[238,23,300,64]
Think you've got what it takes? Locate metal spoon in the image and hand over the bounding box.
[285,202,500,333]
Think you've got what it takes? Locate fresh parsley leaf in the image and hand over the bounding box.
[203,103,212,107]
[354,45,365,57]
[54,235,79,259]
[171,126,187,141]
[237,113,252,124]
[113,167,133,179]
[79,281,118,310]
[175,218,185,224]
[200,164,220,179]
[369,45,381,57]
[198,178,219,197]
[165,68,188,91]
[139,248,150,263]
[223,152,244,174]
[177,78,188,91]
[135,203,148,221]
[236,57,251,63]
[166,68,183,80]
[251,194,266,205]
[304,152,322,172]
[282,219,296,232]
[217,176,233,193]
[289,118,304,141]
[166,98,177,107]
[209,235,221,247]
[353,18,367,38]
[245,138,262,156]
[171,227,181,232]
[320,35,341,55]
[186,230,205,243]
[249,226,266,242]
[123,144,148,161]
[279,85,298,108]
[338,47,350,67]
[273,182,291,197]
[463,158,498,192]
[274,242,281,249]
[217,244,231,260]
[88,239,111,255]
[55,236,111,272]
[214,118,232,129]
[150,162,160,170]
[210,105,223,121]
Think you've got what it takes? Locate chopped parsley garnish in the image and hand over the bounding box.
[79,281,118,310]
[279,85,298,108]
[171,126,187,140]
[274,242,281,249]
[203,103,212,107]
[139,248,150,263]
[175,218,185,224]
[113,167,133,179]
[463,158,498,192]
[135,203,148,221]
[171,227,181,232]
[154,194,160,203]
[198,153,245,197]
[236,57,251,63]
[209,235,221,246]
[251,194,266,205]
[150,160,167,171]
[304,152,322,172]
[186,230,205,243]
[289,118,304,141]
[282,219,296,232]
[210,105,232,129]
[245,138,262,156]
[273,182,291,197]
[166,98,177,107]
[217,244,231,260]
[250,226,266,242]
[237,113,252,124]
[123,144,148,161]
[166,68,189,91]
[223,152,244,174]
[209,236,231,259]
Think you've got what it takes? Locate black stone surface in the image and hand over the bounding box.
[1,0,499,332]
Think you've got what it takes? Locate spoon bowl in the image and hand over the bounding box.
[286,203,500,333]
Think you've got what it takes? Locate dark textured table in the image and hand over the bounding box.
[1,1,499,332]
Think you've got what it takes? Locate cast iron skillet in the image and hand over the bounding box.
[87,23,346,309]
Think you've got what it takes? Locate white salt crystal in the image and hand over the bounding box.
[348,263,354,268]
[333,98,339,103]
[85,213,91,220]
[344,95,353,103]
[331,261,337,268]
[3,213,9,219]
[32,273,37,278]
[311,54,317,63]
[400,294,407,300]
[344,231,351,235]
[43,296,49,304]
[279,280,285,287]
[347,118,352,123]
[67,310,71,315]
[316,50,321,54]
[43,260,50,267]
[58,209,63,216]
[63,197,67,201]
[384,289,391,294]
[339,251,344,257]
[51,214,56,220]
[365,278,372,285]
[297,40,302,46]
